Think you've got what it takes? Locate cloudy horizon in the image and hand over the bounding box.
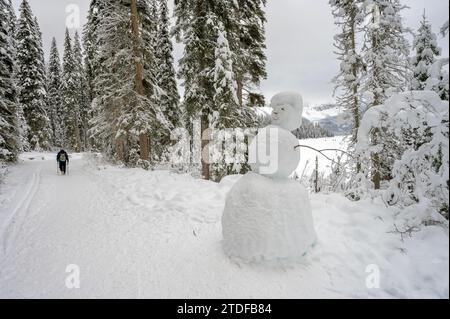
[11,0,450,105]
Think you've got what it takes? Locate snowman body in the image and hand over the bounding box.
[221,92,317,263]
[249,125,300,179]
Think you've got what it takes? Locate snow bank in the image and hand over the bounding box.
[356,91,447,153]
[357,91,449,221]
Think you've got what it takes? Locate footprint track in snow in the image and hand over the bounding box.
[1,165,42,257]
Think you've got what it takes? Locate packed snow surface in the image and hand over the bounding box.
[0,148,448,298]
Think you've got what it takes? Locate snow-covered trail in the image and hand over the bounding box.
[0,152,448,299]
[0,154,334,298]
[0,154,144,298]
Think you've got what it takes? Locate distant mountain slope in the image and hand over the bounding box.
[255,103,352,137]
[303,103,342,121]
[303,103,352,136]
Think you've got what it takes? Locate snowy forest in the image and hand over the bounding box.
[0,0,449,299]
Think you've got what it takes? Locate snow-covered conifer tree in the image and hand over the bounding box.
[330,0,364,174]
[0,0,20,162]
[33,16,46,90]
[83,0,106,102]
[360,0,411,189]
[425,19,449,101]
[137,0,171,162]
[73,32,90,150]
[357,91,449,220]
[362,0,411,107]
[213,22,239,127]
[46,38,64,147]
[210,21,240,180]
[90,0,170,167]
[61,29,82,151]
[16,0,52,151]
[141,0,159,100]
[230,0,268,107]
[174,0,259,180]
[6,0,28,152]
[156,0,181,129]
[411,13,442,91]
[174,0,222,179]
[5,0,16,35]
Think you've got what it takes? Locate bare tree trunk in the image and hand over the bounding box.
[237,76,244,107]
[372,152,381,189]
[139,134,149,161]
[314,155,319,193]
[370,8,381,190]
[130,0,149,162]
[371,90,381,190]
[350,9,361,173]
[83,120,89,151]
[130,0,144,95]
[74,113,82,152]
[116,138,124,162]
[201,114,210,180]
[234,1,244,108]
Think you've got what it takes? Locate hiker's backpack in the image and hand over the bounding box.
[60,153,66,162]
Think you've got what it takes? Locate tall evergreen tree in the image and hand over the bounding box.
[5,0,16,36]
[140,1,160,106]
[411,12,441,91]
[360,0,411,189]
[138,0,175,161]
[174,0,228,180]
[33,16,46,90]
[0,0,20,162]
[61,28,81,151]
[156,0,181,129]
[231,0,268,107]
[330,0,365,184]
[89,0,169,167]
[4,0,17,79]
[330,0,364,149]
[210,21,241,180]
[174,0,258,180]
[362,0,411,108]
[213,21,239,128]
[6,0,28,152]
[83,0,106,102]
[73,31,90,150]
[46,38,64,147]
[16,0,51,150]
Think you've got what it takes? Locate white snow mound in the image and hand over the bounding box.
[222,172,317,262]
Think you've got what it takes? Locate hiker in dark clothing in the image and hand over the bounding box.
[57,150,69,175]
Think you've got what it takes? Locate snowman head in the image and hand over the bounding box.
[270,92,303,131]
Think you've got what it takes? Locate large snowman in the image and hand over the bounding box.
[221,92,317,263]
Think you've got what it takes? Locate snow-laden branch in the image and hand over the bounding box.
[294,144,354,167]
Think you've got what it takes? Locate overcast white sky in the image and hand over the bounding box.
[12,0,450,105]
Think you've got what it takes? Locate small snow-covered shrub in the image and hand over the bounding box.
[357,91,449,220]
[426,58,449,101]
